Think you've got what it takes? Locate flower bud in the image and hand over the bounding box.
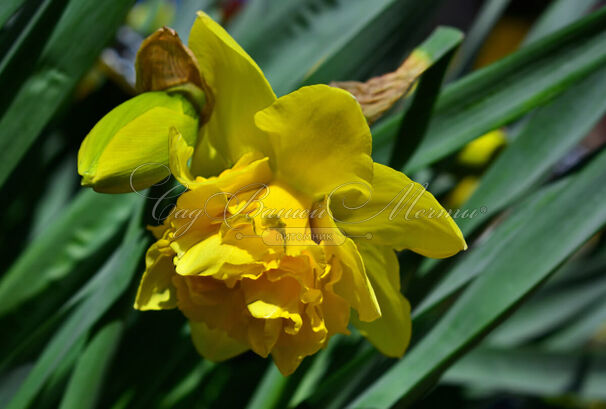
[78,91,198,193]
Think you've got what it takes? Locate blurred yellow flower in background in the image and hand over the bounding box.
[457,129,507,168]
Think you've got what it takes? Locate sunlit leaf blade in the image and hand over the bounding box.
[287,340,338,408]
[544,298,606,351]
[5,199,147,409]
[389,27,462,169]
[302,343,381,409]
[348,146,606,408]
[442,347,606,400]
[158,361,215,409]
[229,0,302,43]
[27,160,76,239]
[33,332,88,409]
[301,0,444,87]
[231,0,442,95]
[245,365,287,409]
[414,180,566,318]
[58,320,124,409]
[0,0,56,84]
[0,365,31,408]
[372,7,606,173]
[0,0,135,188]
[0,191,137,317]
[458,64,606,234]
[486,273,606,347]
[523,0,602,45]
[172,0,218,38]
[448,0,511,79]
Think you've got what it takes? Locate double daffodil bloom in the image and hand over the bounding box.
[128,13,467,375]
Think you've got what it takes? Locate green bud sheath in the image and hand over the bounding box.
[78,91,198,193]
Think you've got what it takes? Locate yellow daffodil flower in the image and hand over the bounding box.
[95,12,467,375]
[457,129,507,167]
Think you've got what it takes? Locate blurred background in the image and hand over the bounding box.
[1,1,606,408]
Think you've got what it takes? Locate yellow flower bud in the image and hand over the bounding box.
[78,91,198,193]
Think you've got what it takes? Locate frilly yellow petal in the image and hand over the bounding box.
[332,163,467,258]
[353,243,411,357]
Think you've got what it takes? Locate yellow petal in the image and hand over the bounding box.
[79,92,198,193]
[175,234,262,279]
[187,12,276,174]
[271,318,328,376]
[311,198,380,322]
[134,239,178,311]
[353,243,411,357]
[168,127,196,187]
[246,319,282,358]
[189,320,248,362]
[243,276,303,335]
[166,154,273,257]
[255,85,374,199]
[175,276,249,340]
[332,163,467,258]
[331,240,381,322]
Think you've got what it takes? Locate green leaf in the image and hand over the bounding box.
[0,0,26,28]
[245,365,287,409]
[158,361,215,409]
[0,0,56,81]
[27,160,77,240]
[59,320,124,409]
[302,343,381,409]
[5,198,148,409]
[372,7,606,173]
[301,0,445,87]
[447,0,512,79]
[414,180,566,318]
[172,0,219,38]
[389,27,463,170]
[0,365,32,408]
[458,64,606,234]
[544,298,606,351]
[442,347,606,399]
[348,145,606,408]
[287,340,338,408]
[231,0,443,95]
[486,274,606,347]
[523,0,602,45]
[0,0,135,189]
[33,332,88,409]
[0,190,137,317]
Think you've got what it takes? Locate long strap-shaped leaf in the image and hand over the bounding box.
[523,0,602,46]
[389,27,463,170]
[0,190,137,317]
[0,0,26,28]
[5,198,148,409]
[231,0,443,96]
[0,0,135,189]
[372,7,606,173]
[486,273,606,347]
[442,346,606,399]
[415,64,606,316]
[58,320,124,409]
[348,145,606,408]
[459,64,606,234]
[447,0,512,79]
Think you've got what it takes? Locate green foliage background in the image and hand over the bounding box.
[1,0,606,408]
